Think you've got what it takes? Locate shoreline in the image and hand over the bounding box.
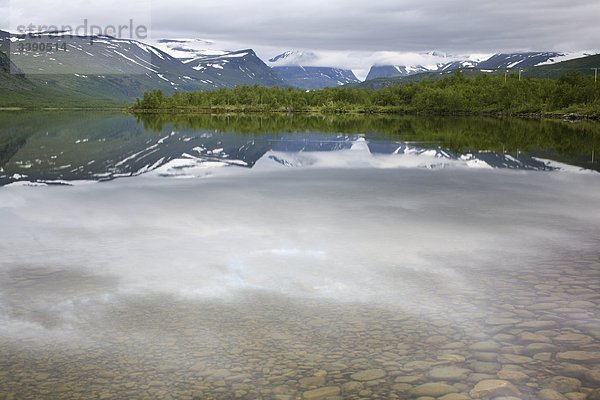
[2,106,599,122]
[0,107,125,112]
[126,107,600,121]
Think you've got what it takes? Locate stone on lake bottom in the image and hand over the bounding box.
[350,369,386,381]
[299,376,326,388]
[585,369,600,385]
[439,394,470,400]
[469,379,522,399]
[391,383,412,392]
[557,352,600,362]
[517,332,552,344]
[302,386,340,400]
[394,375,423,384]
[469,341,501,352]
[497,369,529,382]
[410,383,459,397]
[542,376,581,393]
[500,354,534,364]
[427,366,471,381]
[588,389,600,400]
[539,388,569,400]
[523,343,558,355]
[341,381,362,392]
[565,393,589,400]
[554,333,593,345]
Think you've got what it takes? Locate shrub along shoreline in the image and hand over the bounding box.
[129,72,600,120]
[128,108,600,121]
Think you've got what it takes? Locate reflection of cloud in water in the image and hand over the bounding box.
[0,168,599,340]
[0,266,119,336]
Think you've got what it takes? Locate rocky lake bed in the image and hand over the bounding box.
[1,248,598,400]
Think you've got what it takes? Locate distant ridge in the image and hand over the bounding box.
[355,53,600,89]
[269,51,360,89]
[363,52,568,82]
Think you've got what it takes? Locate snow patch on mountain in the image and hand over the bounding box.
[268,51,318,66]
[536,51,599,66]
[151,38,228,61]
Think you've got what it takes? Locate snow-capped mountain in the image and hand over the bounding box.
[9,33,189,77]
[268,51,318,65]
[184,49,286,87]
[365,65,430,80]
[477,52,564,69]
[2,31,288,99]
[535,52,597,66]
[268,51,360,89]
[4,31,219,98]
[364,52,571,81]
[365,52,490,81]
[152,38,286,87]
[437,59,481,71]
[151,38,228,61]
[365,61,479,81]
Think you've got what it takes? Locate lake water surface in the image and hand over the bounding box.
[0,113,599,400]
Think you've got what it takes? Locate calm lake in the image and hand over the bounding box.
[0,112,599,400]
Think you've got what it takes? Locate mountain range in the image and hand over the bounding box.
[356,52,600,89]
[363,52,578,81]
[0,29,599,106]
[0,31,287,105]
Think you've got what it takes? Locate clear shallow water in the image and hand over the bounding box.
[0,113,599,400]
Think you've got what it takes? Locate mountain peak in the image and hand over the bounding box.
[268,51,318,65]
[425,50,450,58]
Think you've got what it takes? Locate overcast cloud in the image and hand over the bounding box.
[2,0,599,78]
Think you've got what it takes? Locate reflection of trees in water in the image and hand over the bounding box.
[136,113,600,159]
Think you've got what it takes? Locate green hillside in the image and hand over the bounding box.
[1,48,126,108]
[524,54,600,79]
[0,76,127,108]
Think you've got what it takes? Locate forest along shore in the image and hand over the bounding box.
[129,73,600,119]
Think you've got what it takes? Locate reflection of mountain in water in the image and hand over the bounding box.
[1,128,583,186]
[263,138,561,171]
[1,112,598,186]
[366,142,556,171]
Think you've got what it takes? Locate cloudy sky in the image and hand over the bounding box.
[2,0,599,78]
